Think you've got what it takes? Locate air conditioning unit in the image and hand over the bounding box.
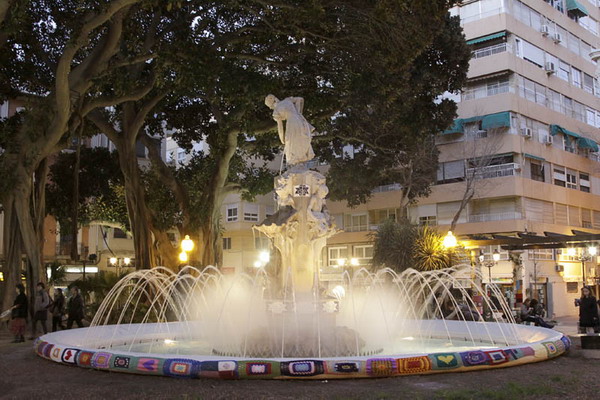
[545,135,554,145]
[553,32,562,43]
[521,127,533,138]
[473,130,488,139]
[555,264,564,272]
[541,25,551,36]
[545,61,556,74]
[513,163,521,171]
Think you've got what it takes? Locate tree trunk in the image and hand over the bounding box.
[1,194,22,311]
[117,142,155,270]
[71,136,82,261]
[199,216,222,267]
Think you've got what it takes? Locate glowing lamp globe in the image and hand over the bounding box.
[109,257,118,266]
[443,231,457,249]
[181,235,194,252]
[178,251,188,263]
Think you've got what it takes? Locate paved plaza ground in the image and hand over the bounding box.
[0,317,598,400]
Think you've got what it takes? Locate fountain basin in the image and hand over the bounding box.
[34,321,569,379]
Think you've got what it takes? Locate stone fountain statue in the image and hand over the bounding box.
[256,95,339,295]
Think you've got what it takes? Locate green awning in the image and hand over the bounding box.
[466,31,506,46]
[482,111,511,130]
[567,0,589,18]
[443,119,464,134]
[462,115,484,124]
[577,137,599,152]
[550,124,581,139]
[523,153,545,162]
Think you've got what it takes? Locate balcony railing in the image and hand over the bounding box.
[471,43,508,60]
[467,163,520,179]
[372,183,402,193]
[468,212,522,223]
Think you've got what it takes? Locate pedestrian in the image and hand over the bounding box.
[10,284,28,343]
[575,286,599,334]
[67,286,84,329]
[520,298,554,328]
[50,288,66,332]
[30,282,50,339]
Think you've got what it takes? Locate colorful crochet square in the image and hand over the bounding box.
[91,352,112,369]
[366,358,397,376]
[553,339,566,353]
[397,356,432,374]
[113,356,131,369]
[136,358,162,374]
[77,351,94,367]
[460,350,490,367]
[517,346,535,357]
[42,343,54,358]
[163,358,199,378]
[61,348,79,364]
[542,342,559,358]
[238,361,278,379]
[332,361,360,374]
[281,360,325,377]
[50,346,63,362]
[484,350,508,365]
[504,348,524,361]
[35,341,47,357]
[560,335,571,351]
[199,360,238,378]
[430,353,460,369]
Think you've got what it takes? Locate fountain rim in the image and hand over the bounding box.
[34,320,569,379]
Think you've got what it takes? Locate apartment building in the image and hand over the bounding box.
[324,0,600,318]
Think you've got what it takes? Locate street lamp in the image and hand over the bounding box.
[109,257,118,266]
[569,246,598,285]
[179,235,195,265]
[334,257,360,268]
[443,231,458,249]
[479,249,500,287]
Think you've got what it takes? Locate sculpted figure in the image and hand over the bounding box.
[265,94,315,165]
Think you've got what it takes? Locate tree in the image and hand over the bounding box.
[372,219,449,272]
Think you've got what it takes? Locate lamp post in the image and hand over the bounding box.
[479,249,500,289]
[443,231,458,267]
[110,256,132,275]
[569,245,597,286]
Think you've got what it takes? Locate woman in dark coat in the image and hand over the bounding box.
[577,286,599,334]
[10,284,28,343]
[67,286,85,329]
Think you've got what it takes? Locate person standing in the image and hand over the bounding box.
[67,286,84,329]
[50,288,66,332]
[576,286,599,334]
[30,282,50,339]
[10,284,28,343]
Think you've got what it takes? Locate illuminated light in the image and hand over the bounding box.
[401,336,415,341]
[492,250,500,263]
[181,235,194,252]
[164,339,175,345]
[337,258,347,267]
[109,257,118,265]
[46,268,52,280]
[259,251,270,263]
[350,257,359,266]
[443,231,458,249]
[85,266,99,273]
[123,257,131,265]
[0,272,4,281]
[253,261,262,268]
[567,247,577,257]
[589,246,597,256]
[331,285,346,299]
[178,251,188,263]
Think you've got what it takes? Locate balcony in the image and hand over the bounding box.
[471,43,509,60]
[467,163,521,179]
[468,211,522,223]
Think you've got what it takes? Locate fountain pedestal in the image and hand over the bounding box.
[255,165,338,294]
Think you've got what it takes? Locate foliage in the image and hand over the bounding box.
[46,261,66,286]
[70,270,127,317]
[372,219,450,272]
[46,147,125,233]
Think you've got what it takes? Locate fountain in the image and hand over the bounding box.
[34,95,569,379]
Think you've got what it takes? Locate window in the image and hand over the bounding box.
[553,166,566,187]
[566,169,577,189]
[582,208,592,228]
[265,206,274,217]
[223,237,232,250]
[557,60,570,82]
[530,161,545,182]
[437,160,465,184]
[243,203,259,222]
[521,40,545,67]
[566,282,579,293]
[528,249,555,261]
[369,208,397,228]
[177,148,186,162]
[345,213,368,232]
[487,77,509,96]
[580,173,591,192]
[572,68,582,89]
[583,73,594,94]
[328,246,348,266]
[419,216,437,226]
[226,205,238,222]
[113,228,127,239]
[353,245,373,263]
[568,205,580,226]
